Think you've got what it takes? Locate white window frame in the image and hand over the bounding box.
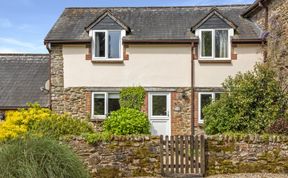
[198,92,222,123]
[91,30,126,61]
[91,92,120,120]
[197,28,233,60]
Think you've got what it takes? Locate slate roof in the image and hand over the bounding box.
[0,54,50,109]
[45,5,262,43]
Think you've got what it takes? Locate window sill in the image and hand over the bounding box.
[198,59,231,63]
[91,117,106,121]
[91,59,124,64]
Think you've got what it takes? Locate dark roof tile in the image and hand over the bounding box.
[0,54,50,109]
[45,5,262,42]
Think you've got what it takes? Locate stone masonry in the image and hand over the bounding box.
[67,134,288,177]
[251,0,288,88]
[68,135,160,178]
[171,88,192,135]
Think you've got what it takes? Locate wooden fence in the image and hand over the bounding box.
[160,135,205,177]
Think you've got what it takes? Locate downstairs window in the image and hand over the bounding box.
[92,92,120,119]
[198,92,222,123]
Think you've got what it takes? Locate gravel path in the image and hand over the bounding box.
[207,173,288,178]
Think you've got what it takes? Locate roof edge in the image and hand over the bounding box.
[241,0,269,18]
[0,53,49,56]
[65,4,252,9]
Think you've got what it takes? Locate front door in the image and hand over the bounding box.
[148,92,171,136]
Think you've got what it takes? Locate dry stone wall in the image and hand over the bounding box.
[207,134,288,175]
[68,136,160,178]
[67,134,288,177]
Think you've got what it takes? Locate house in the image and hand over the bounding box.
[0,54,50,119]
[45,0,280,136]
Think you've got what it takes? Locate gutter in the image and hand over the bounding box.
[122,39,198,44]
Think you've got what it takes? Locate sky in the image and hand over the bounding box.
[0,0,254,54]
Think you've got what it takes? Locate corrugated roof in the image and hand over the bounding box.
[0,54,50,109]
[45,5,262,43]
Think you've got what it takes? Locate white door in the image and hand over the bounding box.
[148,92,171,136]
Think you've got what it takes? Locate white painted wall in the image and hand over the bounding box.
[63,44,191,88]
[62,44,262,88]
[194,44,263,87]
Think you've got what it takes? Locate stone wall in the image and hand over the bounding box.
[50,44,65,114]
[67,134,288,177]
[68,136,160,178]
[251,0,288,88]
[207,134,288,175]
[171,88,192,135]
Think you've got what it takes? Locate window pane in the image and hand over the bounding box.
[108,31,121,58]
[152,95,167,116]
[215,30,228,58]
[200,94,212,120]
[94,94,105,115]
[108,93,120,113]
[95,32,106,57]
[201,31,212,57]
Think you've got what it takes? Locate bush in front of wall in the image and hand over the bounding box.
[0,136,90,178]
[0,103,94,142]
[0,103,52,141]
[82,132,112,144]
[204,64,288,135]
[30,114,94,139]
[120,86,146,110]
[103,108,150,135]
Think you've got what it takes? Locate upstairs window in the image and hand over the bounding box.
[93,30,124,60]
[200,29,230,59]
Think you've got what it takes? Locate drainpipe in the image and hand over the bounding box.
[191,41,195,135]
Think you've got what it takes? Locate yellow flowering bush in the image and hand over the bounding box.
[0,104,94,141]
[0,104,51,141]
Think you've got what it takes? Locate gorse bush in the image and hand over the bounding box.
[204,64,288,134]
[0,137,90,178]
[120,86,146,110]
[0,104,51,141]
[103,108,150,135]
[0,104,94,141]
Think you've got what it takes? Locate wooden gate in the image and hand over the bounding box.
[160,135,205,177]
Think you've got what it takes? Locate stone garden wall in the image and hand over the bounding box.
[207,134,288,175]
[68,134,288,177]
[68,136,161,178]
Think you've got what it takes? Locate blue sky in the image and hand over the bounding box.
[0,0,253,53]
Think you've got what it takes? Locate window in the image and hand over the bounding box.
[198,92,222,123]
[92,92,120,119]
[200,29,230,59]
[92,30,124,60]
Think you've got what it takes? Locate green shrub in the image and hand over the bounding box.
[204,64,288,134]
[0,137,90,178]
[120,86,145,110]
[103,108,150,135]
[82,132,112,144]
[30,114,94,139]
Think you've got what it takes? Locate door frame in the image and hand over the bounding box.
[148,92,171,136]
